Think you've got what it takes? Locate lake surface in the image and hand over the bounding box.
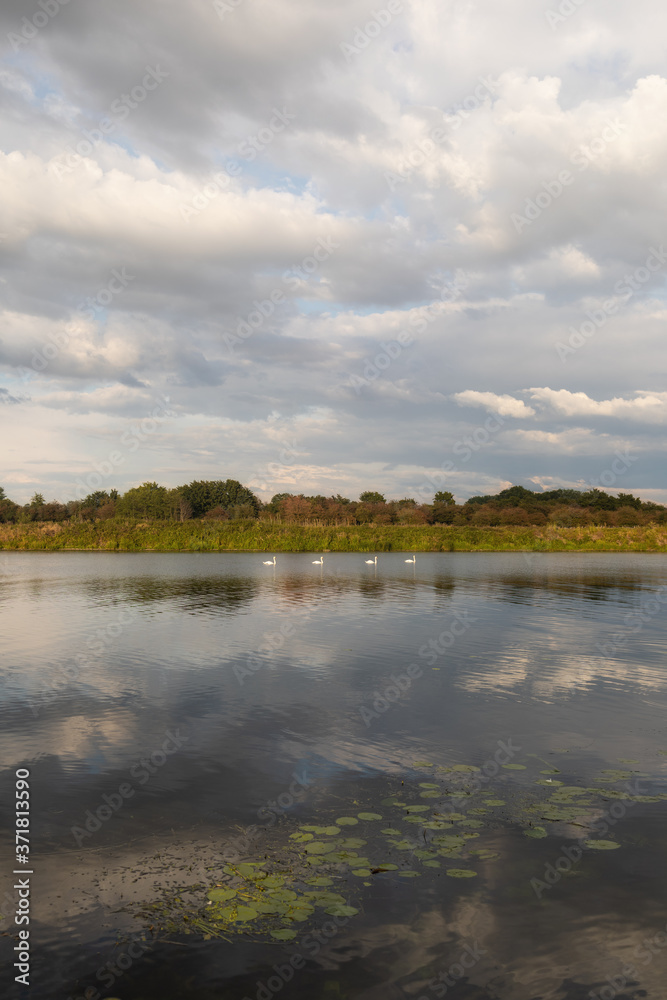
[1,551,667,1000]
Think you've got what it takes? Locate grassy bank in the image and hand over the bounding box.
[2,520,667,552]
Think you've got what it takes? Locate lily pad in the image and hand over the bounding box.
[336,817,359,826]
[584,839,621,850]
[502,763,526,770]
[357,812,382,821]
[423,860,441,868]
[484,799,505,806]
[207,887,236,902]
[381,827,402,835]
[419,783,441,789]
[324,904,359,917]
[289,832,314,842]
[524,827,547,839]
[304,841,335,855]
[446,869,478,878]
[351,868,372,877]
[420,790,442,799]
[305,877,333,887]
[271,928,297,941]
[234,905,259,922]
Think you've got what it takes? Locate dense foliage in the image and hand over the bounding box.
[0,481,664,527]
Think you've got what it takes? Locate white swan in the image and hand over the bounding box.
[312,555,324,565]
[365,555,377,565]
[263,555,276,566]
[405,554,416,563]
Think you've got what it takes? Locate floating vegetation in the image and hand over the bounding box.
[130,751,667,944]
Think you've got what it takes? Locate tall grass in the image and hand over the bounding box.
[1,520,667,551]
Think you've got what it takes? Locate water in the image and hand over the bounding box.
[1,551,667,999]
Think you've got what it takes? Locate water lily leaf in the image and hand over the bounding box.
[207,887,236,902]
[288,906,315,921]
[398,871,421,877]
[405,805,430,813]
[502,763,526,770]
[357,812,382,821]
[451,764,480,772]
[351,868,372,877]
[269,889,298,902]
[337,838,366,849]
[271,929,297,941]
[419,783,440,789]
[584,839,621,850]
[414,849,436,859]
[524,827,547,839]
[305,877,333,887]
[304,841,335,855]
[373,862,399,870]
[446,869,477,878]
[381,827,402,835]
[234,905,259,922]
[261,875,285,888]
[403,816,426,823]
[289,832,314,842]
[540,769,561,774]
[484,799,505,806]
[536,779,563,786]
[459,819,485,828]
[423,860,441,868]
[322,826,341,835]
[422,820,454,830]
[420,790,442,799]
[325,904,359,917]
[252,901,283,914]
[336,817,359,826]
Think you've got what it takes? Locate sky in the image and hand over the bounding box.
[1,0,666,505]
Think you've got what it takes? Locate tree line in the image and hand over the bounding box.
[0,482,665,527]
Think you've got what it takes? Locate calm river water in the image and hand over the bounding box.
[1,552,667,1000]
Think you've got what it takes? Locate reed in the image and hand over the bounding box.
[1,520,667,552]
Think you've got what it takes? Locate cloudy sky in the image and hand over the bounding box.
[1,0,666,504]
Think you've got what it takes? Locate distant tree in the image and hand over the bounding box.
[616,492,642,510]
[433,491,455,506]
[580,488,617,510]
[180,480,259,518]
[0,487,19,523]
[359,491,386,504]
[30,493,45,506]
[116,482,171,519]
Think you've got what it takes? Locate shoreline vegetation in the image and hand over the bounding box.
[2,481,667,551]
[2,521,667,552]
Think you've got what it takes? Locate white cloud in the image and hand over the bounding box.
[453,390,536,418]
[529,388,667,421]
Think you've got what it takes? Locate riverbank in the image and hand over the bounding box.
[2,521,667,551]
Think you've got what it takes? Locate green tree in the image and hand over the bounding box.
[179,479,259,518]
[116,482,171,519]
[30,492,45,506]
[433,490,455,505]
[359,491,386,503]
